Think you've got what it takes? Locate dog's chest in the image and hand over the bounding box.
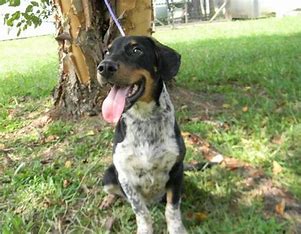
[114,96,179,202]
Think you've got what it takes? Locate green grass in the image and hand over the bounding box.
[0,36,58,132]
[156,16,301,199]
[1,16,301,233]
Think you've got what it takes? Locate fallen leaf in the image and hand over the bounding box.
[0,143,5,150]
[45,135,59,142]
[186,211,208,222]
[222,103,231,109]
[103,216,115,231]
[223,158,245,170]
[43,197,51,208]
[272,161,283,175]
[210,154,224,164]
[65,160,72,168]
[181,132,190,138]
[275,199,285,216]
[100,194,117,209]
[271,135,284,145]
[63,179,70,188]
[195,212,208,221]
[194,212,208,222]
[85,130,95,136]
[222,122,230,131]
[242,106,249,112]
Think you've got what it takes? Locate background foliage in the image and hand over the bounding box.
[0,0,52,35]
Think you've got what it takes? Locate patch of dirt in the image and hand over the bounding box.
[169,85,225,119]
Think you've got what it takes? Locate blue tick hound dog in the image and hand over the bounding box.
[98,36,187,234]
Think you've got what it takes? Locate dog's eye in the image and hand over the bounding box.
[104,50,109,55]
[132,47,143,55]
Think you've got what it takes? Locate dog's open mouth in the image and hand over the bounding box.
[102,79,144,124]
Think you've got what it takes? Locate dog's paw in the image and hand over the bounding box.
[167,225,187,234]
[136,215,153,234]
[165,204,187,234]
[137,226,153,234]
[100,194,117,209]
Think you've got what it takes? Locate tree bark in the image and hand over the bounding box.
[52,0,152,118]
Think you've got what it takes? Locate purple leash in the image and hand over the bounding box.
[103,0,126,36]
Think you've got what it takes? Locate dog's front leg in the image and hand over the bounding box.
[119,176,153,234]
[165,201,187,234]
[165,163,187,234]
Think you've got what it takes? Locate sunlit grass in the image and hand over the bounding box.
[1,16,301,233]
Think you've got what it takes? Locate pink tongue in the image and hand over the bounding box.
[102,85,130,124]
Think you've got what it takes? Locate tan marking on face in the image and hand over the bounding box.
[132,69,154,103]
[130,40,137,46]
[113,65,155,103]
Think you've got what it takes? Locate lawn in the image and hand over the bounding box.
[1,16,301,233]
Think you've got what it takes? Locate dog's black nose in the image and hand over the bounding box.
[97,61,118,77]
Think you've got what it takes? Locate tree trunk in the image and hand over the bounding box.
[52,0,152,118]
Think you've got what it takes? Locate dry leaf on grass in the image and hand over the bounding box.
[186,211,208,222]
[271,135,284,145]
[194,212,208,222]
[272,161,283,175]
[222,103,231,109]
[223,157,246,170]
[100,194,117,210]
[103,216,116,231]
[45,135,59,143]
[0,143,5,150]
[275,199,286,216]
[63,179,70,188]
[242,106,249,112]
[85,130,96,136]
[64,160,72,168]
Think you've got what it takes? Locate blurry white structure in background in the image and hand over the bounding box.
[229,0,301,19]
[0,0,300,41]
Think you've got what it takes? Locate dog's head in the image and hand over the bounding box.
[98,36,181,124]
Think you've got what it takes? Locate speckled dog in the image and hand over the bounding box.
[98,36,187,234]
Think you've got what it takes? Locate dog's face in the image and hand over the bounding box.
[98,36,181,123]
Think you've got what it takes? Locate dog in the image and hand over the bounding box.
[98,36,187,234]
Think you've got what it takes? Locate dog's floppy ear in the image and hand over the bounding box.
[150,38,181,81]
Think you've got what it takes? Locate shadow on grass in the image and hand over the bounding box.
[166,32,301,232]
[169,31,301,195]
[1,30,301,233]
[182,169,291,233]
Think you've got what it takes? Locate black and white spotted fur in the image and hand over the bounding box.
[103,86,186,234]
[100,36,187,234]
